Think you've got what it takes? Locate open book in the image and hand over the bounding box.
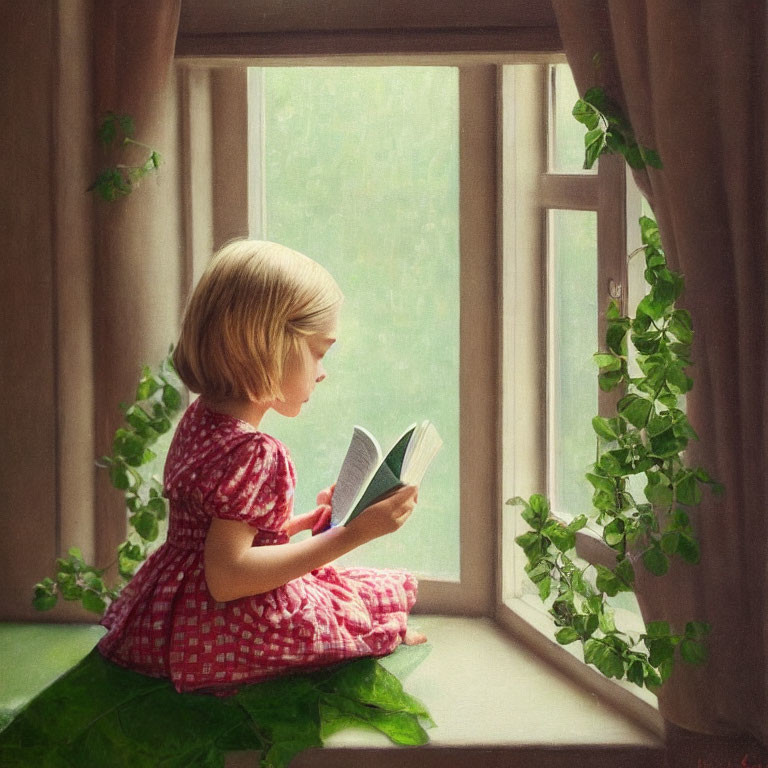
[330,422,443,527]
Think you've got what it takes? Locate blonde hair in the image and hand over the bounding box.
[173,240,342,402]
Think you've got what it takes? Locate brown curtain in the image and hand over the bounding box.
[552,0,768,744]
[91,1,183,569]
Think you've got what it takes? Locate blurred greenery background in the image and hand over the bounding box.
[255,67,461,580]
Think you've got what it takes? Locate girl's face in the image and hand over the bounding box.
[270,309,338,418]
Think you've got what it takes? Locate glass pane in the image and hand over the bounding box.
[549,63,596,174]
[549,209,598,521]
[254,67,460,580]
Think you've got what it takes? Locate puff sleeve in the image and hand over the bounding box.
[205,434,292,531]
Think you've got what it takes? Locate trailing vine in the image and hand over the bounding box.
[33,350,184,615]
[87,112,162,201]
[509,87,721,689]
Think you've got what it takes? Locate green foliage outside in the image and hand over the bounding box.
[258,67,460,581]
[511,87,721,689]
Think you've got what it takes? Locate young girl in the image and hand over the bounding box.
[98,240,426,694]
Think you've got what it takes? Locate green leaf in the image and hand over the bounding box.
[627,660,645,686]
[586,473,615,494]
[572,99,598,129]
[592,416,619,440]
[669,309,693,344]
[593,353,621,371]
[622,142,645,169]
[162,385,182,410]
[567,514,588,533]
[606,319,630,355]
[81,572,104,592]
[319,694,428,746]
[677,533,700,564]
[645,479,672,508]
[603,518,624,547]
[131,510,159,542]
[614,557,635,589]
[642,546,669,576]
[583,87,607,108]
[649,427,687,458]
[573,613,599,639]
[684,621,710,641]
[640,146,663,169]
[109,463,130,490]
[81,590,107,615]
[33,584,58,611]
[660,531,680,555]
[647,637,675,667]
[136,372,162,401]
[56,573,83,601]
[583,639,624,678]
[147,497,167,518]
[645,620,670,637]
[543,520,575,553]
[598,369,623,392]
[598,605,616,634]
[584,137,603,169]
[618,394,652,428]
[679,638,707,665]
[524,494,550,531]
[537,576,552,600]
[595,564,621,596]
[676,472,702,506]
[555,627,581,645]
[639,216,661,250]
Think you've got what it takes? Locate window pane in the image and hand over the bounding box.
[549,209,598,521]
[254,67,460,580]
[549,64,596,174]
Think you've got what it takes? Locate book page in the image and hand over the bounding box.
[344,461,403,525]
[330,426,381,526]
[401,421,443,486]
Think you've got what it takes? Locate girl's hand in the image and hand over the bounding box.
[283,505,332,538]
[316,482,336,507]
[346,484,418,543]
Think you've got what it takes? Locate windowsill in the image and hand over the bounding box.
[1,617,666,768]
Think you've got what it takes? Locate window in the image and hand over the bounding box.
[179,55,658,722]
[250,66,461,581]
[499,64,655,708]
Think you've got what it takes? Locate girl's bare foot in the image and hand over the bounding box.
[403,628,427,645]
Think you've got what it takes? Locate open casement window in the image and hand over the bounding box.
[178,54,659,730]
[497,62,658,720]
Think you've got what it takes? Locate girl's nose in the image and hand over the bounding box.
[316,364,326,383]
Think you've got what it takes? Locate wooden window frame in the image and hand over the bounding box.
[496,62,662,734]
[177,52,663,737]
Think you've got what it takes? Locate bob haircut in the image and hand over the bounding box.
[173,240,342,403]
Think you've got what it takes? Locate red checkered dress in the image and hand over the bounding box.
[98,397,418,693]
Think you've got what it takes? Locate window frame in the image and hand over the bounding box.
[496,61,661,730]
[177,52,663,737]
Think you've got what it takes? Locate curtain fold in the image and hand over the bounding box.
[91,1,183,569]
[553,0,768,743]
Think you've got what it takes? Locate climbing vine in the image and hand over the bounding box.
[33,350,184,615]
[87,112,162,201]
[510,86,721,689]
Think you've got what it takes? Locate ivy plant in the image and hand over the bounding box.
[510,87,721,690]
[33,350,184,615]
[87,112,162,201]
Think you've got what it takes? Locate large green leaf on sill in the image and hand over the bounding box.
[0,645,433,768]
